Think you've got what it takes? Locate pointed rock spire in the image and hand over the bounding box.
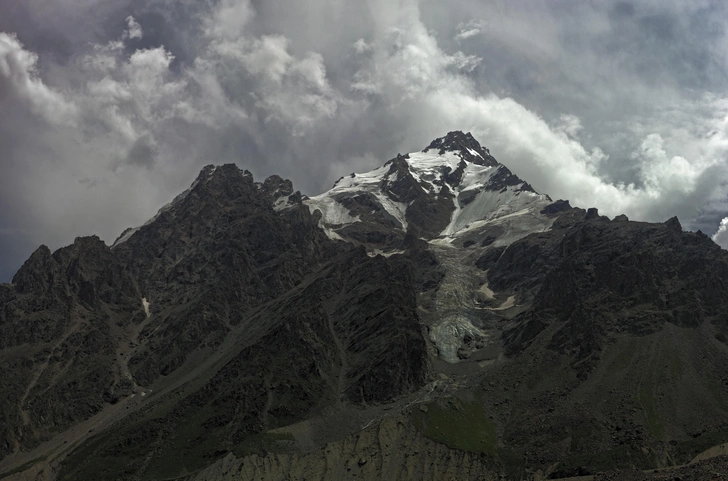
[423,131,498,167]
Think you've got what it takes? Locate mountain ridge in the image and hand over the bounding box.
[2,132,728,480]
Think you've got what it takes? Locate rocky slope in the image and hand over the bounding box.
[2,132,728,481]
[0,236,142,459]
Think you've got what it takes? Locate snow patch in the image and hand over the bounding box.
[437,161,552,238]
[112,227,141,248]
[375,193,408,230]
[405,151,462,193]
[467,147,483,159]
[367,249,405,258]
[306,146,550,244]
[330,164,391,191]
[429,236,456,247]
[321,227,344,241]
[306,195,360,226]
[305,161,409,233]
[479,282,495,300]
[273,195,295,211]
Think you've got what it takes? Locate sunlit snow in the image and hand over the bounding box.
[304,162,409,233]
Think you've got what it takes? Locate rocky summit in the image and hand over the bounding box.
[2,131,728,481]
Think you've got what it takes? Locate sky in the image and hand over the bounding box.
[2,0,728,281]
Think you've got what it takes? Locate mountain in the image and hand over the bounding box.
[2,132,728,480]
[305,130,549,249]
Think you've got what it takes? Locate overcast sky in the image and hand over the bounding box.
[2,0,728,281]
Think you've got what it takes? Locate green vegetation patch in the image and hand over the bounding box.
[143,407,296,479]
[668,348,683,380]
[232,432,295,458]
[411,393,524,478]
[411,394,496,455]
[141,406,222,480]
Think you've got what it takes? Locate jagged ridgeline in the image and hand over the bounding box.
[2,132,728,481]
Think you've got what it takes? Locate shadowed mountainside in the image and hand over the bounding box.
[2,132,728,480]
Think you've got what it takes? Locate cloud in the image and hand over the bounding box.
[713,217,728,248]
[205,0,255,41]
[336,0,728,229]
[201,15,343,135]
[3,0,728,281]
[124,16,143,40]
[353,38,372,54]
[211,34,292,84]
[125,135,157,169]
[454,20,487,41]
[0,33,79,125]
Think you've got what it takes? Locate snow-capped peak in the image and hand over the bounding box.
[304,132,554,247]
[423,131,499,167]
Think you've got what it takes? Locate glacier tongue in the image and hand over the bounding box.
[426,243,491,363]
[297,133,565,364]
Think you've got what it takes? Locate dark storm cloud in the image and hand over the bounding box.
[124,136,158,169]
[0,1,74,61]
[598,3,726,89]
[416,0,728,235]
[2,0,728,282]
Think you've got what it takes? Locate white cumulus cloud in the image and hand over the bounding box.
[5,0,728,280]
[124,16,143,40]
[713,217,728,248]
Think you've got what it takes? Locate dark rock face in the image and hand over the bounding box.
[12,245,54,295]
[4,134,728,480]
[585,207,600,220]
[0,236,141,458]
[485,164,539,194]
[665,216,682,232]
[423,131,498,167]
[0,163,430,474]
[333,153,456,243]
[261,174,294,198]
[466,212,728,474]
[58,249,428,480]
[497,214,728,367]
[385,154,429,204]
[110,164,342,386]
[541,199,572,215]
